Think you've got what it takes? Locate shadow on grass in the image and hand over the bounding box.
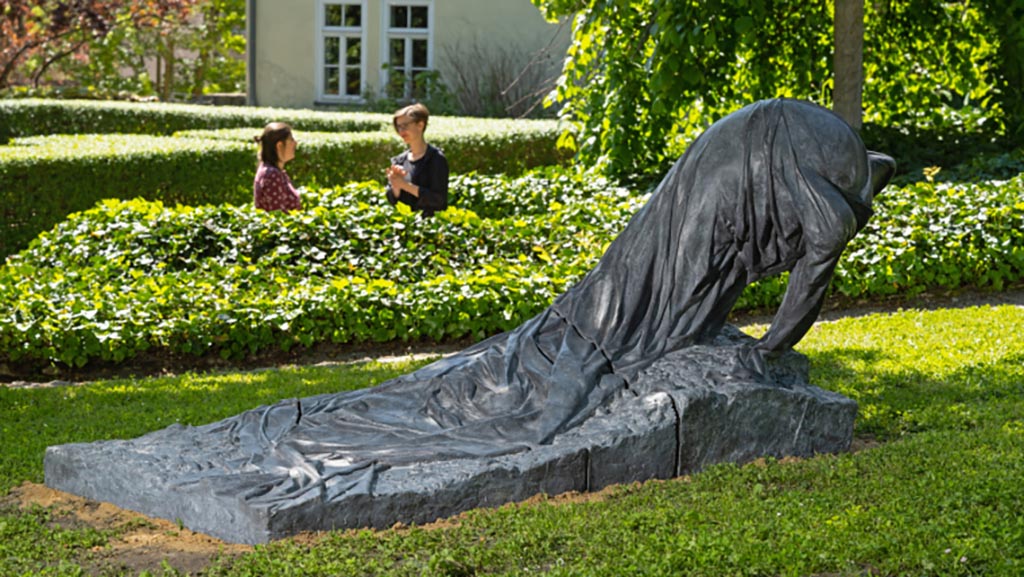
[808,347,1024,440]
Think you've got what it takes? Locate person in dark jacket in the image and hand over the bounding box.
[385,103,449,217]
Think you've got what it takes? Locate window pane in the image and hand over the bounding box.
[325,67,340,94]
[346,68,361,95]
[387,69,407,98]
[325,4,342,26]
[412,38,427,68]
[390,5,408,28]
[324,37,340,65]
[389,38,404,66]
[346,38,361,66]
[411,69,428,98]
[344,4,361,27]
[411,6,428,28]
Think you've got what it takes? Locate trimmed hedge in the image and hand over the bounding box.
[1,134,253,258]
[1,167,1021,374]
[0,98,389,142]
[0,117,570,258]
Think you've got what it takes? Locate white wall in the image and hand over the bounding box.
[252,1,318,108]
[251,0,569,109]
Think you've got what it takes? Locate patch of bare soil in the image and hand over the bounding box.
[2,483,252,575]
[3,287,1021,574]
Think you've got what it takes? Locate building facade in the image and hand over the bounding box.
[245,0,570,110]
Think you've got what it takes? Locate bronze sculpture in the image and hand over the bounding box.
[46,98,895,543]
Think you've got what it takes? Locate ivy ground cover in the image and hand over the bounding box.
[1,167,1022,373]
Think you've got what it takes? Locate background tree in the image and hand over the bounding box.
[120,0,202,101]
[0,0,120,89]
[533,0,1016,180]
[2,0,244,100]
[974,0,1024,137]
[532,0,833,179]
[186,0,246,98]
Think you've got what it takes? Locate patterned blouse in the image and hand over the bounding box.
[254,163,301,212]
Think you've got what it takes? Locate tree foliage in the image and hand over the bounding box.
[533,0,1020,179]
[1,0,245,98]
[975,0,1024,136]
[0,0,120,89]
[186,0,247,97]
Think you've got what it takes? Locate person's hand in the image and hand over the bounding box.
[387,172,403,193]
[386,165,407,193]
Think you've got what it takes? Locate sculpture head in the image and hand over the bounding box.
[866,150,897,202]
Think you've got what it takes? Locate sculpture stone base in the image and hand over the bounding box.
[44,327,856,544]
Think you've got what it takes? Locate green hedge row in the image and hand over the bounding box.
[1,167,1021,375]
[0,119,570,258]
[0,98,389,142]
[0,98,567,142]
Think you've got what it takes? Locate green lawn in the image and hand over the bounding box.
[2,304,1022,576]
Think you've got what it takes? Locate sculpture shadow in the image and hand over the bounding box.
[807,347,1024,439]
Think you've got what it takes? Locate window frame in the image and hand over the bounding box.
[380,0,435,101]
[315,0,368,102]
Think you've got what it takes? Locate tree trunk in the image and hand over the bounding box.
[155,54,163,98]
[834,0,864,130]
[161,39,176,101]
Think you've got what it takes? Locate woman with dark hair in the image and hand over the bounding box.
[385,103,449,217]
[253,122,301,212]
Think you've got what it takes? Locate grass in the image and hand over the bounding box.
[1,304,1022,576]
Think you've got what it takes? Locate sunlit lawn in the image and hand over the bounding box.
[1,304,1022,576]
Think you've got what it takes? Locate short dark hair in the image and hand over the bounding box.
[254,122,293,166]
[393,103,430,132]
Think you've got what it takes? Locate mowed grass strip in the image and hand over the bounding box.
[1,304,1022,576]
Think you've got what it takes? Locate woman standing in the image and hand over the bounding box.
[385,103,449,217]
[253,122,301,212]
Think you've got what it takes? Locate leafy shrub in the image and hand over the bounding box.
[0,169,640,371]
[930,147,1024,184]
[836,176,1024,297]
[0,134,253,259]
[1,168,1022,374]
[860,122,1015,184]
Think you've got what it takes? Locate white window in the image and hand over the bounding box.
[318,1,366,101]
[382,1,433,100]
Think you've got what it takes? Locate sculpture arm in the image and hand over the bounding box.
[755,169,864,356]
[755,248,842,354]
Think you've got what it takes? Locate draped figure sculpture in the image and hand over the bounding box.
[46,98,896,535]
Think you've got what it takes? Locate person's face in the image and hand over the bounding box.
[394,115,424,143]
[276,133,297,165]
